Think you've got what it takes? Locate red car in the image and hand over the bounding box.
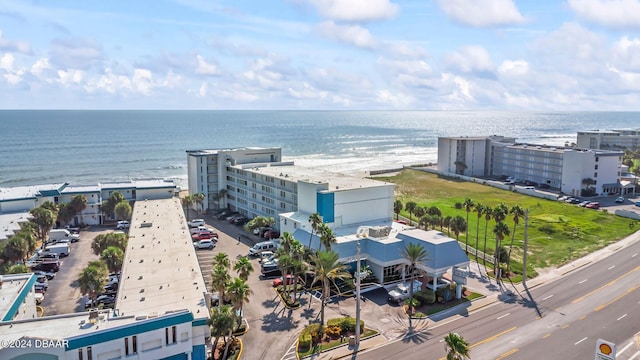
[192,231,213,241]
[272,274,301,287]
[263,230,280,239]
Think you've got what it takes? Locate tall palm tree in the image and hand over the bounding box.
[308,212,323,248]
[474,203,484,263]
[192,193,205,214]
[450,216,467,245]
[78,261,108,308]
[318,224,336,251]
[233,257,254,281]
[2,236,28,263]
[213,252,231,270]
[414,206,426,223]
[227,277,252,329]
[211,264,231,309]
[100,246,124,273]
[181,195,194,222]
[418,215,430,230]
[91,232,127,256]
[405,202,417,225]
[275,252,294,301]
[482,206,493,270]
[462,198,474,253]
[393,200,403,220]
[443,216,452,236]
[493,221,511,277]
[427,206,442,217]
[400,243,430,331]
[289,240,307,302]
[29,207,56,244]
[208,305,235,359]
[263,216,276,240]
[310,251,351,327]
[493,203,509,223]
[507,205,525,271]
[444,332,470,360]
[431,215,442,231]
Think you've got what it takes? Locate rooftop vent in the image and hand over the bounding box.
[368,226,392,238]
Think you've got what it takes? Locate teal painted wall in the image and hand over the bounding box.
[192,344,206,360]
[316,192,334,223]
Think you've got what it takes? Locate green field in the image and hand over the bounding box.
[376,169,638,274]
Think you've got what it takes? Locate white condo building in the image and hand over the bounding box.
[438,136,624,196]
[577,129,640,150]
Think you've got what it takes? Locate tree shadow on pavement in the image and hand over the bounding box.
[260,309,301,333]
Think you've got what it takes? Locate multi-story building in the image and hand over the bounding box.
[437,136,516,176]
[577,129,640,150]
[0,197,209,360]
[438,136,623,196]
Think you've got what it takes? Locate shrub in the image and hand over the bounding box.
[454,202,462,209]
[298,334,312,350]
[436,287,454,303]
[414,289,436,304]
[327,317,364,333]
[538,225,556,234]
[325,325,342,338]
[405,297,421,308]
[302,323,322,341]
[413,312,426,318]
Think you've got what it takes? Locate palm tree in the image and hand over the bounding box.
[91,232,127,256]
[114,201,132,221]
[308,212,323,248]
[211,264,231,309]
[462,198,474,253]
[482,206,493,270]
[2,236,28,263]
[213,252,231,270]
[474,203,484,263]
[100,246,124,273]
[289,240,307,302]
[400,243,430,331]
[393,200,403,220]
[208,305,235,359]
[181,195,194,222]
[233,257,254,281]
[444,332,470,360]
[310,251,351,327]
[450,216,467,245]
[192,192,205,214]
[507,205,525,271]
[427,206,442,217]
[78,262,108,308]
[101,191,125,220]
[227,277,252,329]
[418,215,431,230]
[405,201,417,225]
[443,216,452,236]
[432,215,442,231]
[318,223,336,251]
[263,216,276,240]
[493,203,509,223]
[29,207,56,244]
[493,221,511,277]
[414,206,425,222]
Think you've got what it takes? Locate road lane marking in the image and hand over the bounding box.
[497,313,510,320]
[469,327,517,349]
[617,314,627,321]
[542,294,554,300]
[562,324,569,329]
[579,315,586,320]
[575,337,588,345]
[496,349,519,359]
[608,265,616,270]
[595,284,640,312]
[542,333,551,339]
[633,253,637,258]
[630,351,640,360]
[579,279,587,284]
[619,341,634,355]
[572,265,640,304]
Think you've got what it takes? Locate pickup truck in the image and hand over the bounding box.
[387,280,423,303]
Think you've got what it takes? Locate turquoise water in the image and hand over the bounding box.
[0,110,638,188]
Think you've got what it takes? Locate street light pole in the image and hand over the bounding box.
[355,239,361,347]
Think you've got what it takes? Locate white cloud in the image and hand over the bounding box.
[376,89,414,108]
[316,21,377,49]
[436,0,526,27]
[31,58,50,76]
[288,82,328,99]
[498,59,529,76]
[309,0,399,21]
[132,68,153,95]
[198,82,207,97]
[0,30,32,54]
[611,36,640,72]
[568,0,640,28]
[0,53,15,70]
[57,69,84,86]
[385,41,429,59]
[444,46,494,74]
[195,55,218,75]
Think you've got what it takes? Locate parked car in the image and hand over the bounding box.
[538,183,551,189]
[34,282,48,292]
[586,202,600,209]
[615,197,625,203]
[84,294,116,309]
[30,261,60,272]
[116,220,130,229]
[395,220,408,225]
[192,231,214,241]
[578,201,591,207]
[261,262,282,278]
[258,251,275,263]
[232,216,250,225]
[216,211,231,220]
[188,219,205,228]
[557,195,568,201]
[35,274,48,283]
[35,292,44,305]
[635,201,640,207]
[263,230,280,239]
[194,239,215,250]
[272,274,301,287]
[33,270,55,280]
[104,282,119,292]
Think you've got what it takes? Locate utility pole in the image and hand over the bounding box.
[523,209,529,288]
[355,239,361,347]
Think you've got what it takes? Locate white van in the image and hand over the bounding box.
[249,241,278,257]
[49,229,80,243]
[43,243,70,257]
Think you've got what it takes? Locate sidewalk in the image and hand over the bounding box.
[307,229,640,360]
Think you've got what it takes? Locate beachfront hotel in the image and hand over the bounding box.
[0,197,209,360]
[438,136,625,197]
[577,129,640,150]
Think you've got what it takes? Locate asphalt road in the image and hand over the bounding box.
[357,234,640,360]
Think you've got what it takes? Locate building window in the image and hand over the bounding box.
[166,327,169,344]
[172,326,177,344]
[78,349,83,360]
[133,336,138,353]
[595,157,599,162]
[125,338,129,355]
[594,173,598,178]
[87,346,92,360]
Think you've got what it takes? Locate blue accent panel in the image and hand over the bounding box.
[192,318,207,327]
[160,353,188,360]
[66,312,194,350]
[2,274,37,322]
[316,192,334,223]
[192,344,207,360]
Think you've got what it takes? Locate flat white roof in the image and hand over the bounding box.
[100,179,177,190]
[0,212,32,241]
[0,183,67,201]
[240,164,391,191]
[116,197,208,319]
[62,185,101,193]
[0,274,32,319]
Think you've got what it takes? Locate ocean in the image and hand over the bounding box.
[0,110,638,189]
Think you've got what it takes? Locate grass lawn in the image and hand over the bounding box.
[376,169,639,273]
[297,328,378,357]
[409,291,483,317]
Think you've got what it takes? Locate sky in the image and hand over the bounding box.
[0,0,639,110]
